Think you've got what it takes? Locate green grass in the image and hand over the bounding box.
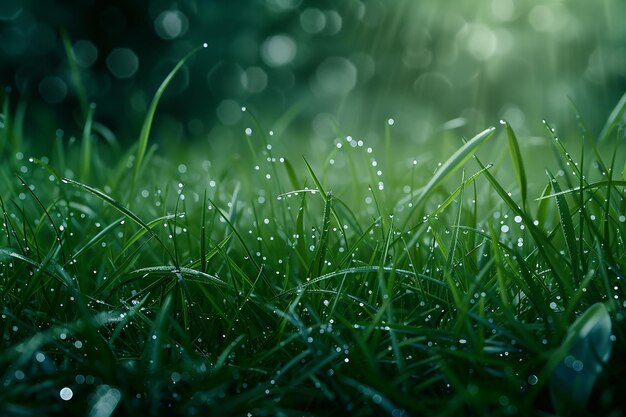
[2,72,626,416]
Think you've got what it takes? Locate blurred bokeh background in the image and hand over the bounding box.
[1,0,625,146]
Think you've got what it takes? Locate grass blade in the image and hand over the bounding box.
[67,217,124,265]
[400,126,496,228]
[302,157,348,247]
[283,158,301,190]
[547,171,581,283]
[549,303,613,415]
[62,177,176,265]
[424,164,492,222]
[502,121,528,208]
[61,30,88,117]
[308,191,333,278]
[473,156,572,301]
[80,103,95,180]
[133,44,207,184]
[598,91,626,143]
[200,188,208,273]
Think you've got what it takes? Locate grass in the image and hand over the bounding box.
[1,67,626,416]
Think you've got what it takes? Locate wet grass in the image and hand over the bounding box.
[2,80,626,416]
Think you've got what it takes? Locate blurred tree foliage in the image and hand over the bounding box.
[0,0,625,145]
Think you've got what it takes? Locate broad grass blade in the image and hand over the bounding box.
[547,171,580,283]
[502,121,527,208]
[549,303,612,415]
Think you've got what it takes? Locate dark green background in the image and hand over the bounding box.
[1,0,625,145]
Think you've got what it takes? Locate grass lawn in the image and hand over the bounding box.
[1,59,626,416]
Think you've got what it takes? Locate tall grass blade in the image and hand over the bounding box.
[208,197,270,291]
[17,175,67,263]
[275,266,445,299]
[308,192,333,278]
[80,103,95,180]
[62,177,176,265]
[424,165,492,222]
[502,121,528,208]
[473,157,572,301]
[200,189,207,273]
[302,157,348,246]
[283,158,301,190]
[536,180,626,200]
[61,30,88,117]
[548,171,581,283]
[400,127,496,227]
[598,91,626,143]
[148,294,172,416]
[133,44,206,184]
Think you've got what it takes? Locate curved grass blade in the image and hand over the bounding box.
[61,30,88,117]
[208,197,271,291]
[399,127,496,228]
[473,156,572,301]
[598,91,626,144]
[283,158,301,190]
[536,181,553,228]
[113,214,178,264]
[274,266,445,299]
[17,175,67,263]
[424,164,492,223]
[547,171,580,283]
[67,217,124,265]
[214,334,245,371]
[61,177,177,265]
[133,44,207,183]
[302,157,349,247]
[338,218,379,268]
[184,234,232,270]
[147,293,172,416]
[120,265,229,288]
[108,295,149,345]
[549,303,613,416]
[27,157,62,181]
[0,247,75,299]
[295,191,308,267]
[536,180,626,200]
[502,121,527,208]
